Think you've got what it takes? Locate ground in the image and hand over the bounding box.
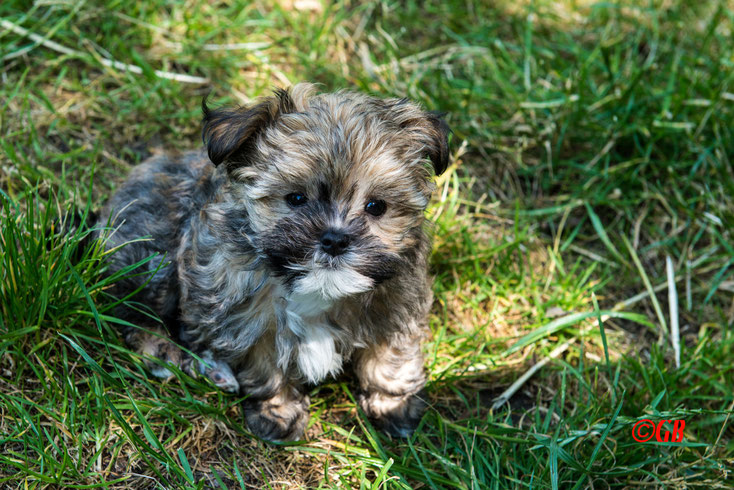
[0,0,733,488]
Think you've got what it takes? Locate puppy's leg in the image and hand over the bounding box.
[236,349,310,442]
[354,335,428,437]
[125,327,239,392]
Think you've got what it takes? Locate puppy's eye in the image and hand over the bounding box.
[286,193,308,207]
[365,199,387,217]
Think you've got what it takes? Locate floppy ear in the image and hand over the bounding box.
[202,89,295,167]
[423,111,451,176]
[387,100,451,176]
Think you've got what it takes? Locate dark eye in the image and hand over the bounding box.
[365,199,387,217]
[286,193,308,207]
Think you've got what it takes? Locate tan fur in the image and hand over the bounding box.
[96,84,449,441]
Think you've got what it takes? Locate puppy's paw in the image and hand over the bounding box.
[244,390,310,442]
[359,391,427,438]
[196,352,240,393]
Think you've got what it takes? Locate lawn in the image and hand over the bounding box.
[1,0,733,488]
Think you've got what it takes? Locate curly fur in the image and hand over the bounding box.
[95,83,449,442]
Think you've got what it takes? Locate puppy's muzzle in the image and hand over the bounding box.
[320,229,351,256]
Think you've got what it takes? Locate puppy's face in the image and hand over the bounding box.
[202,84,449,300]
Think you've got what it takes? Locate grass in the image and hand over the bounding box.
[1,0,733,487]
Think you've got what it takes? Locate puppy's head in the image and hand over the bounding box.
[203,83,449,300]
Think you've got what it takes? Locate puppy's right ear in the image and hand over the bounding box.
[202,89,294,167]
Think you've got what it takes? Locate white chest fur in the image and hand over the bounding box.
[280,290,344,384]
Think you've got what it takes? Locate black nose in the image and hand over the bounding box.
[320,229,351,256]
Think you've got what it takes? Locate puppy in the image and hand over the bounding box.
[95,83,449,441]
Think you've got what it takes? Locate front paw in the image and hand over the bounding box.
[359,391,427,437]
[244,390,310,442]
[195,352,240,393]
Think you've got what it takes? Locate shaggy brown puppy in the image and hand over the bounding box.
[96,83,449,441]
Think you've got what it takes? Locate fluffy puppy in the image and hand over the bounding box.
[96,83,449,441]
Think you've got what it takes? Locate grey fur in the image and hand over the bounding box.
[95,83,449,442]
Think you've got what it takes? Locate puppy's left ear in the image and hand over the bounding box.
[389,101,451,176]
[422,111,451,176]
